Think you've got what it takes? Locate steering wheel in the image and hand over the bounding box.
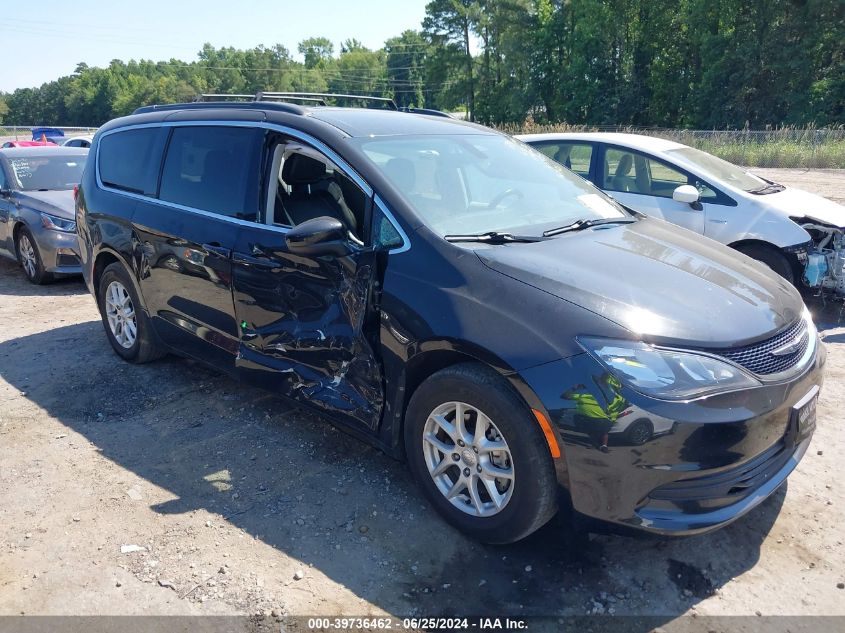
[487,188,524,209]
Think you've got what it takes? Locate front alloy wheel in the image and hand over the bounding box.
[404,363,558,543]
[16,227,51,284]
[423,401,515,517]
[19,233,37,278]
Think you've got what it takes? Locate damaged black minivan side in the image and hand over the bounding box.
[77,101,824,543]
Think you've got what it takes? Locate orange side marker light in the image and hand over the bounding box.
[532,409,561,459]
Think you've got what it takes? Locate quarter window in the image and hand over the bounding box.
[373,208,404,250]
[99,128,166,194]
[159,126,262,221]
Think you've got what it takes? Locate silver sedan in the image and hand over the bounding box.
[0,147,88,284]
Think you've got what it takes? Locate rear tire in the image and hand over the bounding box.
[16,227,52,285]
[735,244,794,285]
[404,363,558,544]
[97,263,165,363]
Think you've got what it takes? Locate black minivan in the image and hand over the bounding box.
[77,98,825,543]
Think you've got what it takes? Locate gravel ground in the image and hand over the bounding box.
[0,169,844,627]
[750,168,845,204]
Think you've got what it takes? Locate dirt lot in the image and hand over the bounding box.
[752,168,845,204]
[1,169,844,628]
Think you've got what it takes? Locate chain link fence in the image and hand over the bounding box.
[500,123,845,169]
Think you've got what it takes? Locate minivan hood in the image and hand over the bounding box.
[476,218,803,347]
[15,190,75,219]
[757,186,845,228]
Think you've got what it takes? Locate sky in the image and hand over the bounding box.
[0,0,430,93]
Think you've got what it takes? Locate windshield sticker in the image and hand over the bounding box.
[9,159,35,179]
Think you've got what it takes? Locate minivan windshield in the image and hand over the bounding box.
[666,146,767,192]
[8,154,86,191]
[356,134,628,237]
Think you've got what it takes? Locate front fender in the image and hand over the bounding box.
[708,200,812,249]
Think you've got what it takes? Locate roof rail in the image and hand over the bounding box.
[257,94,329,106]
[194,94,254,102]
[400,107,454,119]
[256,92,398,110]
[180,92,451,117]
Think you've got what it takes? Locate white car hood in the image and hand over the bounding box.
[758,187,845,228]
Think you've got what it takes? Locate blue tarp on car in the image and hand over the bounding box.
[31,127,65,142]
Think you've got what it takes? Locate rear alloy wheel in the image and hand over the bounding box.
[97,263,165,363]
[405,363,558,544]
[104,280,137,349]
[16,227,52,284]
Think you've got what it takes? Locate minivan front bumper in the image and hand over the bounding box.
[518,338,826,536]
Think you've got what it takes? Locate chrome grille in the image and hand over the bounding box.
[707,319,809,376]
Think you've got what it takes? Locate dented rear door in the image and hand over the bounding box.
[231,223,383,431]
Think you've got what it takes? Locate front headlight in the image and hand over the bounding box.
[40,212,76,233]
[578,337,760,400]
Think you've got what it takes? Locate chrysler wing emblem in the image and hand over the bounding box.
[771,331,807,357]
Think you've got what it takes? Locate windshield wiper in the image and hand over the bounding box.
[444,231,546,244]
[543,217,637,237]
[749,182,785,195]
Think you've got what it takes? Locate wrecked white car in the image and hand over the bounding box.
[518,132,845,299]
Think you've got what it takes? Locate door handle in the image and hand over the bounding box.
[202,243,230,258]
[708,219,728,224]
[233,251,278,269]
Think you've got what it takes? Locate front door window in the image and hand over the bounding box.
[265,143,367,244]
[602,148,688,198]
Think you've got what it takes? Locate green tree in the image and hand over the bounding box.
[298,37,334,69]
[423,0,480,119]
[329,44,387,99]
[385,30,428,108]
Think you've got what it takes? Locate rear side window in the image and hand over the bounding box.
[98,128,166,195]
[159,126,261,221]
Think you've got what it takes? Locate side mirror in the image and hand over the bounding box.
[0,188,11,199]
[672,184,701,206]
[285,216,352,257]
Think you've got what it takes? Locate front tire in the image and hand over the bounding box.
[625,418,653,446]
[736,244,794,285]
[404,363,558,544]
[16,227,52,285]
[97,263,165,363]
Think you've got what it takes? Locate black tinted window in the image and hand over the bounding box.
[99,128,165,194]
[159,126,261,220]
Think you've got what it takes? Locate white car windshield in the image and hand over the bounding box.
[667,146,767,192]
[356,134,628,237]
